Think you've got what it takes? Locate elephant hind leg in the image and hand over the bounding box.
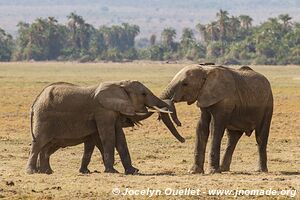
[255,114,272,172]
[38,142,60,174]
[26,136,50,174]
[220,130,243,172]
[80,136,96,174]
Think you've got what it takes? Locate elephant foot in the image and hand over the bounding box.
[125,166,139,175]
[189,165,204,174]
[39,168,54,174]
[104,167,119,174]
[220,165,230,172]
[256,168,268,173]
[209,168,222,174]
[79,168,91,174]
[26,167,37,174]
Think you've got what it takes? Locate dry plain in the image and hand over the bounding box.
[0,62,299,199]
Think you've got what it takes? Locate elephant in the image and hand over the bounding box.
[26,80,185,174]
[76,99,183,174]
[159,64,273,174]
[37,101,180,174]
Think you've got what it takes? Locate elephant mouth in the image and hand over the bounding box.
[187,99,197,105]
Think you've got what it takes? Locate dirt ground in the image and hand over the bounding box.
[0,62,299,199]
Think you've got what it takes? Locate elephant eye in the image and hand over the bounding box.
[182,82,188,86]
[142,92,147,96]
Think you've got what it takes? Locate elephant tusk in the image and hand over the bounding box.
[135,112,149,116]
[152,106,173,114]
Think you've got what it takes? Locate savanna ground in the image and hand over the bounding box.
[0,62,299,199]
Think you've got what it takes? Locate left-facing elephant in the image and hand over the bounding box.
[26,80,185,174]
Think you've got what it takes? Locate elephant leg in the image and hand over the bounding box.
[255,109,272,172]
[96,115,118,173]
[220,130,243,172]
[79,137,95,174]
[115,120,138,175]
[37,145,48,173]
[26,135,50,174]
[39,143,59,174]
[189,109,211,174]
[209,115,226,174]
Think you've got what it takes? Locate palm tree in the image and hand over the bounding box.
[122,23,140,50]
[99,25,113,48]
[180,28,195,48]
[150,34,156,46]
[206,22,219,41]
[161,27,176,50]
[67,12,85,48]
[181,28,194,41]
[239,15,253,30]
[278,14,292,29]
[0,28,13,61]
[196,23,208,43]
[216,9,229,41]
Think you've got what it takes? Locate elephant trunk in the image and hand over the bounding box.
[147,92,185,143]
[159,83,185,143]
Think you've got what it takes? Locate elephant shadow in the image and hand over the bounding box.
[86,170,176,176]
[137,171,176,176]
[279,171,300,175]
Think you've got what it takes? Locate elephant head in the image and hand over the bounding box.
[94,80,185,142]
[159,65,236,126]
[161,65,235,107]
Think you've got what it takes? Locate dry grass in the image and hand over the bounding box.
[0,62,299,199]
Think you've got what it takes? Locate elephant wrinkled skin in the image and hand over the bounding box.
[160,64,273,174]
[26,80,184,174]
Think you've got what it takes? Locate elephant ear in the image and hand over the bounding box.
[197,67,235,108]
[94,82,135,116]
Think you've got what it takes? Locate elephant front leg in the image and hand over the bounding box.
[209,116,226,174]
[189,110,211,174]
[115,120,139,175]
[220,130,243,172]
[96,115,118,173]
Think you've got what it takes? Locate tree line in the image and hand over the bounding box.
[1,10,300,64]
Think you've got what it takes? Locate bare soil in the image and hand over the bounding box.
[0,62,299,199]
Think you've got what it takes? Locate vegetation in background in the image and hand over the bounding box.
[0,28,13,61]
[1,10,300,64]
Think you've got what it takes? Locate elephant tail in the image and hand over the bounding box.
[30,108,36,142]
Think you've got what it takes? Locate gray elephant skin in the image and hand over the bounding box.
[26,80,185,175]
[77,98,183,174]
[160,64,273,174]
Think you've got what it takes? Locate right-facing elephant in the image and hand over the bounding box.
[160,64,273,174]
[27,80,185,175]
[77,99,181,174]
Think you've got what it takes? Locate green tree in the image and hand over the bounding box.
[216,9,229,42]
[206,22,219,42]
[150,34,156,46]
[121,23,140,51]
[239,15,253,30]
[161,27,176,51]
[196,23,209,43]
[180,28,202,60]
[278,14,292,30]
[0,28,13,61]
